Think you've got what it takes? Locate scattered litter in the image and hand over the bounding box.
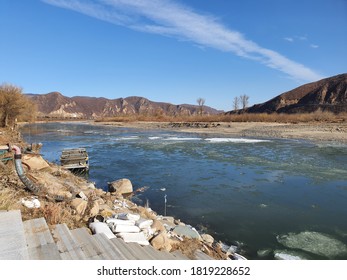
[77,191,88,201]
[21,197,41,209]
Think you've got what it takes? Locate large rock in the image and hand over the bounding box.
[150,232,172,251]
[108,179,133,195]
[71,198,88,216]
[201,234,214,246]
[151,220,166,233]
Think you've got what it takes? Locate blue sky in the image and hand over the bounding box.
[1,0,346,111]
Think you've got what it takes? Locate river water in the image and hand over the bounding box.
[20,122,347,260]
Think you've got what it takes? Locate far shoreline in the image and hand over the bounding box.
[92,121,347,144]
[21,120,347,144]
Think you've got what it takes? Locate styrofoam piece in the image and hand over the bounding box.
[89,222,116,239]
[106,218,136,226]
[117,213,140,221]
[117,232,150,246]
[136,219,153,229]
[114,224,140,233]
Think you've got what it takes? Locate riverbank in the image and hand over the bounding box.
[95,121,347,143]
[0,126,234,260]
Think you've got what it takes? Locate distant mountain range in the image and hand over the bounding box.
[229,73,347,114]
[26,93,222,119]
[27,73,346,118]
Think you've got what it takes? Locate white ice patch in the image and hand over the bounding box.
[115,136,139,141]
[277,231,347,259]
[148,137,162,140]
[164,137,201,141]
[205,138,270,143]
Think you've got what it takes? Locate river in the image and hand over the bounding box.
[20,122,347,260]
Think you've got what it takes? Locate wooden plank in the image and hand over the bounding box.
[71,228,102,260]
[0,210,29,260]
[23,217,61,260]
[52,224,87,260]
[92,234,126,260]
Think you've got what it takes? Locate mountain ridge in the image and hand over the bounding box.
[231,73,347,114]
[27,93,222,119]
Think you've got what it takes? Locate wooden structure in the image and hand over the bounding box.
[60,148,89,174]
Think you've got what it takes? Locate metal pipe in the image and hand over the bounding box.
[10,144,40,194]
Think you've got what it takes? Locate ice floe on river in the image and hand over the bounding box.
[277,231,347,259]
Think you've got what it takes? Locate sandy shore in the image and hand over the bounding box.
[97,121,347,143]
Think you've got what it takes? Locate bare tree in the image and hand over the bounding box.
[0,83,36,127]
[233,96,240,111]
[196,97,205,115]
[240,94,249,110]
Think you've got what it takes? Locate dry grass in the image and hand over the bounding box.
[95,111,347,124]
[0,188,17,210]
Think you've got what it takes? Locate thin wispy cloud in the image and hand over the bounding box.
[310,44,319,49]
[42,0,322,81]
[284,37,294,42]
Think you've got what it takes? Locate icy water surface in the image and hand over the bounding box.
[21,122,347,259]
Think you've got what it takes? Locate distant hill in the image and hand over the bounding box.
[26,92,222,119]
[228,73,347,114]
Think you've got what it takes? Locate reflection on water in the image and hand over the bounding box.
[21,122,347,259]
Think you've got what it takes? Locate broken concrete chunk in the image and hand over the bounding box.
[173,225,201,239]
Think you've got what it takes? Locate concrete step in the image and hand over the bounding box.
[23,217,61,260]
[92,233,127,260]
[195,249,214,260]
[0,210,29,260]
[126,242,158,260]
[70,228,103,260]
[171,250,190,260]
[142,245,177,260]
[52,224,87,260]
[110,238,137,260]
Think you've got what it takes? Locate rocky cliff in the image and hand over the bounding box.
[231,73,347,114]
[27,93,221,119]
